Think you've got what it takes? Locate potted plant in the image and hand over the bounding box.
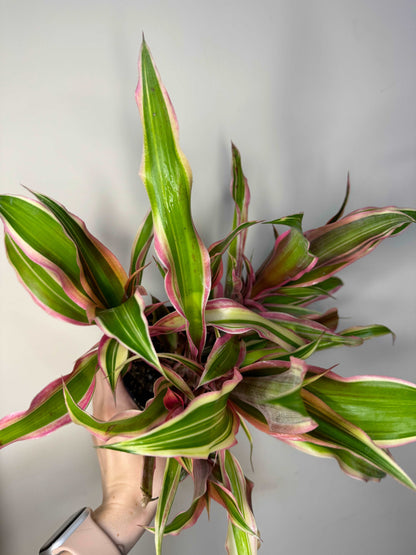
[1,39,415,554]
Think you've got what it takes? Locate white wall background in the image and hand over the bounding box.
[0,1,415,554]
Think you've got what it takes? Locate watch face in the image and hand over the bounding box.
[39,507,89,554]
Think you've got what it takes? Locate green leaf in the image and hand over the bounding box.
[251,227,316,298]
[137,39,210,354]
[306,373,416,446]
[302,390,416,489]
[96,290,161,366]
[31,190,128,309]
[298,207,416,285]
[283,438,386,482]
[199,335,243,386]
[206,299,306,353]
[222,451,258,555]
[225,143,251,297]
[232,358,316,434]
[0,349,97,447]
[98,336,130,392]
[101,372,241,457]
[154,458,182,555]
[128,210,153,292]
[209,480,258,538]
[0,194,93,310]
[4,234,89,324]
[64,382,168,440]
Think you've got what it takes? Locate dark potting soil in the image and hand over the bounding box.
[122,358,161,410]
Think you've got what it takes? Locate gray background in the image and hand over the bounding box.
[0,1,415,554]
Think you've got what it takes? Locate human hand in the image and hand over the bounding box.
[91,368,165,554]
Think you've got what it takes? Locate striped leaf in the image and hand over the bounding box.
[251,227,316,298]
[154,457,182,555]
[31,191,128,309]
[0,195,93,311]
[100,371,241,457]
[0,349,97,447]
[128,210,153,293]
[283,438,386,482]
[151,299,307,354]
[306,372,416,447]
[222,451,258,555]
[199,335,244,387]
[206,299,306,353]
[209,481,258,537]
[302,390,416,489]
[98,336,130,392]
[298,207,416,285]
[225,143,251,298]
[64,382,168,441]
[4,234,89,324]
[137,39,210,354]
[231,358,316,435]
[95,291,162,372]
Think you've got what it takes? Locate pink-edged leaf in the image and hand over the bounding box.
[209,221,258,292]
[225,143,251,298]
[151,300,306,353]
[95,290,162,372]
[301,390,416,489]
[4,233,89,324]
[305,371,416,447]
[221,450,258,555]
[96,292,193,397]
[127,210,153,294]
[154,457,182,555]
[161,459,212,535]
[0,194,94,312]
[262,310,362,348]
[137,39,211,355]
[297,206,416,285]
[100,371,242,458]
[267,277,343,308]
[0,349,97,447]
[282,438,386,482]
[251,227,316,299]
[98,336,130,392]
[209,480,258,537]
[31,190,128,309]
[205,299,306,352]
[231,358,316,435]
[199,335,245,387]
[64,381,169,441]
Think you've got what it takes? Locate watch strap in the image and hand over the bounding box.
[51,509,122,555]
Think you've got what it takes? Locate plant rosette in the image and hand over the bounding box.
[1,39,416,555]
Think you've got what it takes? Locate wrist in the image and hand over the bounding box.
[92,497,158,554]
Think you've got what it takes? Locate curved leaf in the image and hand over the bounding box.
[101,371,241,457]
[137,39,210,354]
[4,234,89,324]
[0,349,97,447]
[306,372,416,446]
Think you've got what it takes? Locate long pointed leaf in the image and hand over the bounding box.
[302,390,416,489]
[137,39,210,354]
[154,457,182,555]
[0,349,97,447]
[31,190,128,309]
[0,195,93,310]
[101,371,241,457]
[4,234,89,324]
[306,372,416,447]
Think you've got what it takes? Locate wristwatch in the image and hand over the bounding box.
[39,507,122,554]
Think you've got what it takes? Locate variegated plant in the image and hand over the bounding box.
[1,39,416,554]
